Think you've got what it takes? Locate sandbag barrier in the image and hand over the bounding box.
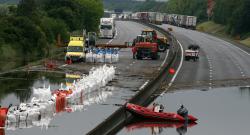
[87,20,182,135]
[0,65,115,131]
[86,48,119,63]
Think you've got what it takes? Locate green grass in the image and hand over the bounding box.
[197,21,250,48]
[196,21,227,37]
[240,38,250,47]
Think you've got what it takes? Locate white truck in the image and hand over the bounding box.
[186,16,197,29]
[99,18,116,39]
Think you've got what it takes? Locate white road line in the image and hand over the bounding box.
[160,50,170,68]
[207,55,214,89]
[223,42,250,56]
[59,64,68,68]
[106,28,118,44]
[139,80,150,90]
[167,39,184,87]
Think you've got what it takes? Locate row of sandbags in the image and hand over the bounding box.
[3,65,115,130]
[86,48,119,63]
[67,65,115,103]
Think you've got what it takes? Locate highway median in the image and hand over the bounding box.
[87,20,183,135]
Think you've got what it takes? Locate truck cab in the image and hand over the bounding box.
[65,36,85,62]
[99,18,116,39]
[141,29,169,52]
[132,35,159,60]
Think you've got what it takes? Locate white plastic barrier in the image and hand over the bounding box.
[86,51,94,62]
[85,48,119,63]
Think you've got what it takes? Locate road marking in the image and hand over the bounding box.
[106,28,118,44]
[139,80,150,90]
[158,50,170,70]
[160,50,169,68]
[167,39,184,87]
[207,55,214,89]
[58,64,68,68]
[222,41,250,56]
[231,60,247,78]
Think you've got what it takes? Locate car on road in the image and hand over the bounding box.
[185,45,200,61]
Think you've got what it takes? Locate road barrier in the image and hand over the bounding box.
[87,20,182,135]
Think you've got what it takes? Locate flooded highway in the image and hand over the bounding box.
[0,70,119,135]
[119,86,250,135]
[0,21,169,135]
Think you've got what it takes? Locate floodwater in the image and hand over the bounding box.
[0,71,65,106]
[0,70,140,135]
[119,87,250,135]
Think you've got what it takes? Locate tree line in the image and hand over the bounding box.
[0,0,103,62]
[105,0,250,37]
[165,0,250,37]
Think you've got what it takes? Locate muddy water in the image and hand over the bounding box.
[119,87,250,135]
[0,71,141,135]
[0,71,65,105]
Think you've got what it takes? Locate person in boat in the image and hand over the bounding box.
[153,103,165,113]
[177,105,188,120]
[159,104,164,112]
[153,103,160,112]
[8,104,12,109]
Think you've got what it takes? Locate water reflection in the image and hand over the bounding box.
[126,119,197,135]
[65,72,81,88]
[0,128,4,135]
[0,71,64,104]
[4,86,113,131]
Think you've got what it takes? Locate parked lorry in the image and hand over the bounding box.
[141,29,169,52]
[186,16,197,29]
[65,36,86,62]
[99,18,116,39]
[185,45,200,61]
[148,12,163,25]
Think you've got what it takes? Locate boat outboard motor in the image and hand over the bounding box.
[177,105,189,122]
[176,125,187,135]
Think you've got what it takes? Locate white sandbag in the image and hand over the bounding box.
[32,86,52,102]
[86,52,94,63]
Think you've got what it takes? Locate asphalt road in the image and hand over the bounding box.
[159,24,250,90]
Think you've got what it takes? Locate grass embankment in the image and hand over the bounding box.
[196,21,250,47]
[0,44,64,72]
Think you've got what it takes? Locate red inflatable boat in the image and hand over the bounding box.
[0,107,8,127]
[125,103,198,122]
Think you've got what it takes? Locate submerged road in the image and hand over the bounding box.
[159,24,250,90]
[2,21,169,135]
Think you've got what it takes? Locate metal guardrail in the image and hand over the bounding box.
[86,20,182,135]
